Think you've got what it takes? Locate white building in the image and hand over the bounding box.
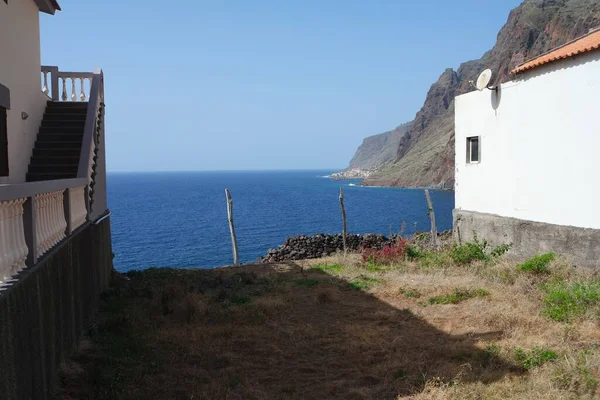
[454,28,600,267]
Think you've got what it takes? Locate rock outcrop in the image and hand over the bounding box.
[337,0,600,189]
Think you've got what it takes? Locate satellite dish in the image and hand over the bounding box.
[476,69,493,91]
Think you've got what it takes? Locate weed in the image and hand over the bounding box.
[417,301,427,307]
[541,278,600,322]
[399,287,422,299]
[348,275,382,291]
[366,262,384,272]
[429,288,490,305]
[552,350,599,395]
[394,369,407,380]
[230,295,252,305]
[519,253,555,274]
[514,347,558,370]
[490,243,513,258]
[295,278,319,288]
[349,281,370,291]
[311,263,344,274]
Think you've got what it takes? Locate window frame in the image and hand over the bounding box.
[466,136,480,164]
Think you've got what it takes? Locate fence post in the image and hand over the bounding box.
[339,187,347,255]
[225,189,239,265]
[424,189,439,249]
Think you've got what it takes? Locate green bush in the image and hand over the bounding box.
[514,347,558,370]
[450,241,488,265]
[449,234,512,265]
[406,245,423,261]
[541,278,600,322]
[519,253,555,274]
[428,288,490,305]
[490,243,513,258]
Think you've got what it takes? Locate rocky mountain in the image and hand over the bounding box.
[340,0,600,189]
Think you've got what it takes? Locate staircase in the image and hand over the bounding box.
[26,101,88,182]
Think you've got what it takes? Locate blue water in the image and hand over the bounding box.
[108,171,455,271]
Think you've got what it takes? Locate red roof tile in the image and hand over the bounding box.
[51,0,61,11]
[512,28,600,74]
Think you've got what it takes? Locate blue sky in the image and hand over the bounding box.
[40,0,522,172]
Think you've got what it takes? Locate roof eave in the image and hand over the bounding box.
[34,0,61,15]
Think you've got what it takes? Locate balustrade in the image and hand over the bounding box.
[35,191,67,256]
[41,66,92,102]
[70,186,87,230]
[0,199,28,286]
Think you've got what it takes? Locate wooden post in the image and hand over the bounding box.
[225,189,239,265]
[339,187,347,255]
[424,189,439,249]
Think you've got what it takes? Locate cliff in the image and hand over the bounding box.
[340,0,600,189]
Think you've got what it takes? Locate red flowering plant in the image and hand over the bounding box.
[361,238,409,265]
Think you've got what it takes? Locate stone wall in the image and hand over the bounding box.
[257,233,401,263]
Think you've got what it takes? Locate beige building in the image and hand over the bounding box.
[0,2,113,398]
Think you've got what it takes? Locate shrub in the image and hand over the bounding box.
[449,234,512,265]
[519,253,555,274]
[450,239,488,265]
[406,245,423,260]
[541,278,600,322]
[361,238,408,265]
[429,288,490,305]
[490,243,513,258]
[514,347,558,370]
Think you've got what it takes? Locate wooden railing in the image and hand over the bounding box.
[0,67,107,287]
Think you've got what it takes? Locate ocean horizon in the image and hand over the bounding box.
[108,170,455,271]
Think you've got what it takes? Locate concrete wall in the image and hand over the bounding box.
[455,50,600,230]
[454,210,600,268]
[0,0,48,183]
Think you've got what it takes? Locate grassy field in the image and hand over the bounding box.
[56,242,600,399]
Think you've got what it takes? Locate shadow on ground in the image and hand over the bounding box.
[56,263,521,400]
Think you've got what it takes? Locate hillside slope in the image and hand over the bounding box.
[342,0,600,189]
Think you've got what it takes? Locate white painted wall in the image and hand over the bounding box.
[455,50,600,230]
[0,0,48,183]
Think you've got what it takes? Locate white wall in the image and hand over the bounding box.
[455,50,600,230]
[0,0,48,183]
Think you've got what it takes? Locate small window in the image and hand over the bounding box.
[0,107,7,176]
[466,136,480,163]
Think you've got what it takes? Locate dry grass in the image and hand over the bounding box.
[56,250,600,400]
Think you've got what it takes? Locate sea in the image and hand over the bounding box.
[108,171,455,272]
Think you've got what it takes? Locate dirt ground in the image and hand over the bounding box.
[55,253,600,400]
